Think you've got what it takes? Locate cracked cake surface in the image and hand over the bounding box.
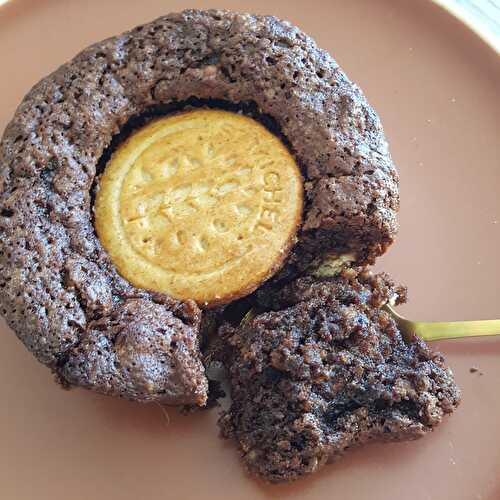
[218,269,460,482]
[0,9,398,404]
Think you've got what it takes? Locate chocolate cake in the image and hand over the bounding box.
[218,269,461,482]
[0,9,399,404]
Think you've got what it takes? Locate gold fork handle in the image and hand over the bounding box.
[384,304,500,341]
[412,319,500,341]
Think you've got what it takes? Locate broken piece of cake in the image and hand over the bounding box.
[218,268,460,482]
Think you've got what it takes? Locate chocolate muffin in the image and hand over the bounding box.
[0,9,398,404]
[218,269,460,482]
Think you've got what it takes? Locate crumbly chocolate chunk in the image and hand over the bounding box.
[0,9,398,403]
[219,270,460,482]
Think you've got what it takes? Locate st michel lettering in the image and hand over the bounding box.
[256,170,283,232]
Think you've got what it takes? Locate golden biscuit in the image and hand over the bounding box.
[95,109,303,307]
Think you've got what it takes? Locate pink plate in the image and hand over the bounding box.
[0,1,499,499]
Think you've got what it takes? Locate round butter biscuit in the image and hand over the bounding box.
[95,110,303,307]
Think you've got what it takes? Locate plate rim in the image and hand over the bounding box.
[0,0,499,54]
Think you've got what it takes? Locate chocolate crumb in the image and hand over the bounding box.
[469,367,484,375]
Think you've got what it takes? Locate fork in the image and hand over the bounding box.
[384,304,500,341]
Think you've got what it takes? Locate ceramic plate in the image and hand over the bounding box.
[0,1,499,499]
